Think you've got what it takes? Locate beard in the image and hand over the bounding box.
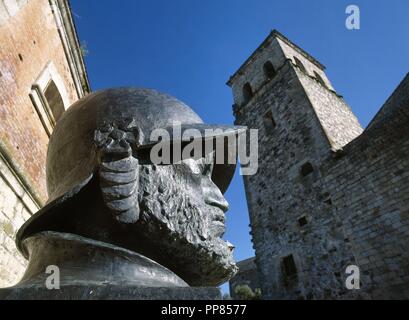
[134,164,238,286]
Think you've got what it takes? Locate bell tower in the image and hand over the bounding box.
[227,30,363,299]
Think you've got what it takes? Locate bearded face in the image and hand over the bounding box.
[14,150,237,287]
[132,152,237,286]
[92,121,237,286]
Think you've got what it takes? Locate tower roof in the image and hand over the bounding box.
[227,30,325,86]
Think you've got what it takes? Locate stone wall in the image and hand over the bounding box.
[235,60,353,299]
[229,257,260,299]
[296,68,363,150]
[229,30,409,299]
[368,73,409,129]
[0,0,89,287]
[319,79,409,299]
[0,153,38,287]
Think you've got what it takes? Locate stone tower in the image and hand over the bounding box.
[229,30,409,300]
[227,30,365,299]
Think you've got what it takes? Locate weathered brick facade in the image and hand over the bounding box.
[228,30,409,299]
[0,0,89,287]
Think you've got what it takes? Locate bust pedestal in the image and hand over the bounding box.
[0,284,221,300]
[0,232,221,300]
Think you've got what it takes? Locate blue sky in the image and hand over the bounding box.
[70,0,409,293]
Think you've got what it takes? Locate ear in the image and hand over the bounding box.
[94,121,141,223]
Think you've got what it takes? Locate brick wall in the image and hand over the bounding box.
[0,0,87,287]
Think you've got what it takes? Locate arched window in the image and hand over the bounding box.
[263,61,276,79]
[294,56,307,74]
[44,80,65,122]
[29,62,70,136]
[242,82,254,104]
[314,71,326,87]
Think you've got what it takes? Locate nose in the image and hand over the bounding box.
[203,178,229,212]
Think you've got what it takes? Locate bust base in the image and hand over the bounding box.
[0,284,221,300]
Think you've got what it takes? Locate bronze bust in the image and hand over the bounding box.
[1,88,245,299]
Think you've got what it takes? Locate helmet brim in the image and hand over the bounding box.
[139,123,246,194]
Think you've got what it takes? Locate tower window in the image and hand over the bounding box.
[242,82,254,105]
[314,71,326,87]
[282,255,297,277]
[263,110,276,132]
[294,56,307,74]
[263,61,276,79]
[300,162,314,177]
[44,80,65,122]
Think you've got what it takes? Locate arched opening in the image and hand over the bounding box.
[242,82,254,105]
[44,80,65,122]
[263,61,276,79]
[314,71,326,87]
[281,254,298,288]
[294,56,307,74]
